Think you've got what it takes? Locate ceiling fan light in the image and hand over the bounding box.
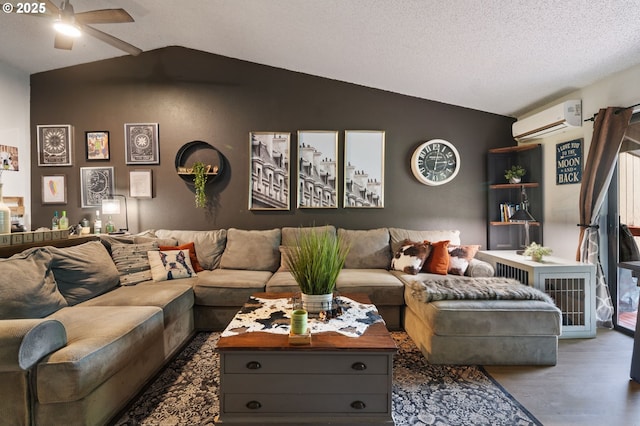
[53,20,81,37]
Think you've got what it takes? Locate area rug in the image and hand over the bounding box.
[113,332,541,426]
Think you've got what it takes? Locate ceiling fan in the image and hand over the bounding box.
[42,0,142,56]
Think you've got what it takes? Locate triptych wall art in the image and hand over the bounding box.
[249,130,385,211]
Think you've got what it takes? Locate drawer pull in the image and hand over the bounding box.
[351,400,366,410]
[351,362,367,371]
[246,361,261,370]
[246,400,262,410]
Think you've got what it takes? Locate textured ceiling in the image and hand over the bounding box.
[2,0,640,116]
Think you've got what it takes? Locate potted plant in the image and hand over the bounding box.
[284,228,350,313]
[192,161,208,208]
[523,242,552,262]
[505,165,526,183]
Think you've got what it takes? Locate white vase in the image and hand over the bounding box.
[509,177,521,184]
[301,293,333,313]
[0,184,11,235]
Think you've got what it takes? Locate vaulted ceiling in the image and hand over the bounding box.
[2,0,640,116]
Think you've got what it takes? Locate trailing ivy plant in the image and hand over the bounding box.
[192,161,208,208]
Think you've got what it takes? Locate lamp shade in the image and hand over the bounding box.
[101,198,121,215]
[509,208,536,222]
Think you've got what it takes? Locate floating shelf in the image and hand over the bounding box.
[174,140,224,185]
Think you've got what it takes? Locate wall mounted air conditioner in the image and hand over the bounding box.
[512,100,582,141]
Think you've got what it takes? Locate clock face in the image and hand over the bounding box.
[411,139,461,186]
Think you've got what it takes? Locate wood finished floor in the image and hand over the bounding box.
[485,329,640,426]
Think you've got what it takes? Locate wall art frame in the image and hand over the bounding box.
[248,132,291,210]
[42,174,67,204]
[124,123,159,164]
[80,166,115,208]
[85,131,110,161]
[0,144,19,171]
[297,130,339,208]
[37,124,73,166]
[129,169,153,198]
[344,130,385,208]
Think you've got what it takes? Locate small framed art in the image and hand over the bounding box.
[297,130,338,208]
[344,130,385,208]
[42,175,67,204]
[129,169,153,198]
[37,125,73,166]
[124,123,159,164]
[248,132,290,210]
[80,166,115,208]
[85,131,110,160]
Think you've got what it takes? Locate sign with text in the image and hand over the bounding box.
[556,139,582,185]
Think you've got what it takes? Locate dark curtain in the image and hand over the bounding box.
[578,107,633,327]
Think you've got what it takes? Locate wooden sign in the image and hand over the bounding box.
[556,139,582,185]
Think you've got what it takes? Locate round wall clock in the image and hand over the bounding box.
[410,139,461,186]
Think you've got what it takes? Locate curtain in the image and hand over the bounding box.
[577,107,633,328]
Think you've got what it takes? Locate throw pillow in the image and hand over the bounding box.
[49,241,121,305]
[111,242,159,286]
[447,244,481,276]
[148,249,197,282]
[338,228,392,269]
[0,248,68,319]
[391,239,432,275]
[220,228,281,272]
[423,240,450,275]
[159,242,203,272]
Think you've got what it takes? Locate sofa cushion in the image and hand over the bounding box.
[159,242,203,272]
[111,242,159,286]
[388,228,461,253]
[148,249,197,281]
[336,269,405,306]
[448,244,481,276]
[265,271,300,293]
[194,269,271,306]
[338,228,391,269]
[220,228,281,272]
[0,248,67,319]
[281,225,337,246]
[391,239,432,275]
[48,241,120,306]
[153,229,227,270]
[466,258,495,277]
[423,240,450,275]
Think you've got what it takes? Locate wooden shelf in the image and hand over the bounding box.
[174,140,224,185]
[490,182,539,189]
[490,221,541,226]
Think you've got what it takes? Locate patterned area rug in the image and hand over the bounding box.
[114,332,541,426]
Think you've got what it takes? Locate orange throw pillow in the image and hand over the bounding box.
[159,242,204,272]
[422,240,450,275]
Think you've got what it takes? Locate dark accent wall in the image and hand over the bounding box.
[30,46,515,245]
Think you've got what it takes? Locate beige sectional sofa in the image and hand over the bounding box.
[0,226,562,426]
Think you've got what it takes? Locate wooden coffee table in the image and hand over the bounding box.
[215,293,397,425]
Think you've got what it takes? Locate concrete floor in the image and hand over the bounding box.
[485,329,640,426]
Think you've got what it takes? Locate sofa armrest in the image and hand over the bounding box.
[0,319,67,371]
[466,258,495,277]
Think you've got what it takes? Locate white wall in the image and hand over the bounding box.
[0,60,30,230]
[518,63,640,260]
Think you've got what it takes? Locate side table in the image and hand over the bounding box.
[476,250,596,338]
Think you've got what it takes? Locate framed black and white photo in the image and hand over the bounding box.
[37,125,73,166]
[42,175,67,204]
[297,130,338,208]
[124,123,159,164]
[129,169,153,198]
[80,166,114,208]
[249,132,290,210]
[85,131,110,160]
[344,130,385,208]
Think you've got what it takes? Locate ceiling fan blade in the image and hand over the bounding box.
[54,33,74,50]
[76,9,134,25]
[81,24,142,56]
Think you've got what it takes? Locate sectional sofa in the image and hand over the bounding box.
[0,226,562,426]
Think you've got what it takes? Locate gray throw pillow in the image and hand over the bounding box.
[49,241,121,305]
[338,228,392,269]
[110,241,159,286]
[0,248,68,319]
[220,228,281,271]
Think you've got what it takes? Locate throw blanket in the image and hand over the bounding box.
[408,277,555,304]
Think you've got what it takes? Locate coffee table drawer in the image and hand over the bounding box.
[223,392,390,414]
[223,352,390,375]
[223,373,389,394]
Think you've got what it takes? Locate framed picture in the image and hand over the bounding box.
[85,131,110,160]
[297,130,338,208]
[37,125,73,166]
[249,132,290,210]
[0,144,19,171]
[80,166,115,208]
[344,130,385,208]
[124,123,159,164]
[42,175,67,204]
[129,169,153,198]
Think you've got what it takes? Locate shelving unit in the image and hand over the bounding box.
[487,144,543,250]
[174,140,224,185]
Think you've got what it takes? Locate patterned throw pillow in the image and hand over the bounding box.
[148,249,196,282]
[159,242,204,272]
[111,242,159,286]
[422,240,450,275]
[391,239,432,275]
[447,244,481,276]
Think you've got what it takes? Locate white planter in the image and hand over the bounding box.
[509,177,521,184]
[301,293,333,313]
